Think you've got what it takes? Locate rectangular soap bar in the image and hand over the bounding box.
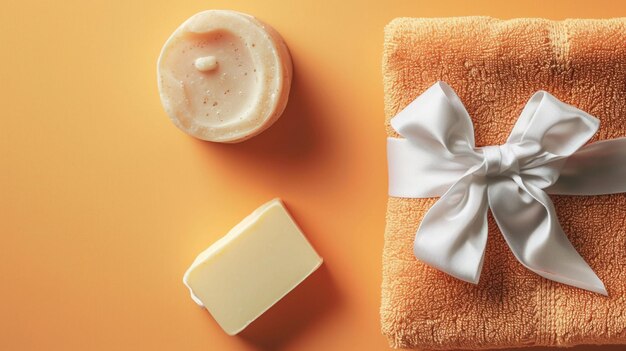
[183,198,323,335]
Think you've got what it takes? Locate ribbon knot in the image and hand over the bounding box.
[481,144,517,177]
[387,81,626,295]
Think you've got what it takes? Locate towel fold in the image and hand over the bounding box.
[381,17,626,350]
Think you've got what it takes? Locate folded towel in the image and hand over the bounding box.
[381,17,626,350]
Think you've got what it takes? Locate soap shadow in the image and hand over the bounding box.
[238,264,340,350]
[193,60,330,173]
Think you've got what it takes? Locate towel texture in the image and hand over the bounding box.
[381,17,626,350]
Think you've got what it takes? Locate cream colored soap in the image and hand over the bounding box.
[157,10,293,142]
[183,199,322,335]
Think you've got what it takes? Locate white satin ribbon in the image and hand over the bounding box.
[388,81,626,295]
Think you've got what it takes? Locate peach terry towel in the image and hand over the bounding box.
[381,17,626,350]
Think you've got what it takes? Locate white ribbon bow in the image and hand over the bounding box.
[388,81,626,295]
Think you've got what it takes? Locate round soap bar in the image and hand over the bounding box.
[157,10,293,142]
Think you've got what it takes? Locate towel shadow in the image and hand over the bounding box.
[455,345,626,351]
[238,264,339,350]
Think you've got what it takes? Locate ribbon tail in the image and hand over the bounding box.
[548,137,626,195]
[488,177,607,295]
[413,171,489,284]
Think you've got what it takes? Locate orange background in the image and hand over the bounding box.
[1,1,625,350]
